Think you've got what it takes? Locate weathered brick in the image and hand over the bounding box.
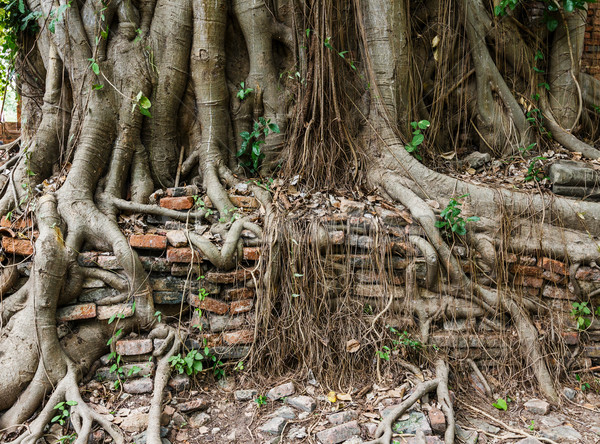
[166,230,188,248]
[188,294,229,314]
[229,195,259,208]
[78,252,99,267]
[56,303,97,322]
[123,378,153,394]
[171,262,202,277]
[510,264,543,277]
[116,339,153,356]
[230,299,253,314]
[206,269,252,284]
[2,237,33,256]
[177,398,210,413]
[575,266,600,281]
[199,333,222,347]
[153,291,183,304]
[542,286,576,300]
[542,270,567,284]
[521,286,540,297]
[514,275,544,288]
[165,185,198,197]
[518,256,537,266]
[129,234,167,250]
[160,196,194,210]
[561,331,579,345]
[208,313,246,332]
[583,345,600,357]
[428,407,446,434]
[540,257,567,275]
[80,287,120,303]
[223,329,253,345]
[1,216,32,229]
[96,255,123,270]
[242,247,260,261]
[97,303,135,320]
[329,230,345,244]
[95,362,154,381]
[267,382,295,400]
[151,276,189,292]
[224,287,255,301]
[166,247,201,263]
[140,256,171,273]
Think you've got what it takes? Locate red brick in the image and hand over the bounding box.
[510,264,543,277]
[542,286,576,300]
[56,303,97,322]
[428,407,446,434]
[540,257,567,275]
[222,329,254,345]
[522,286,540,297]
[206,269,252,284]
[2,237,33,256]
[243,247,260,261]
[561,331,579,345]
[224,287,255,301]
[575,266,600,281]
[230,299,254,314]
[160,196,194,210]
[542,270,567,284]
[188,294,229,315]
[199,333,222,347]
[166,247,201,263]
[116,339,153,356]
[0,216,32,229]
[129,234,167,250]
[514,275,544,288]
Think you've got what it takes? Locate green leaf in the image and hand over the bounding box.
[417,120,430,129]
[91,62,100,75]
[66,400,78,406]
[269,123,280,133]
[564,0,574,12]
[18,0,25,13]
[54,402,65,409]
[139,106,152,118]
[139,95,151,109]
[492,398,508,411]
[546,18,558,32]
[412,133,425,146]
[92,84,104,90]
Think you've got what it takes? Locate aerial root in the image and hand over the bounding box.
[365,359,454,444]
[8,363,124,444]
[146,326,184,444]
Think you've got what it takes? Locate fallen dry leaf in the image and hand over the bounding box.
[346,339,360,353]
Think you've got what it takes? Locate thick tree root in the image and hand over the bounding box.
[365,359,454,444]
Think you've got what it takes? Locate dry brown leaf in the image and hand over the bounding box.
[337,393,352,402]
[346,339,361,353]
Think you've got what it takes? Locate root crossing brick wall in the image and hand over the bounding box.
[583,3,600,78]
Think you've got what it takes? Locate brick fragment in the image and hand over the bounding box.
[316,421,361,444]
[228,195,259,208]
[222,329,253,345]
[514,275,544,288]
[540,257,567,275]
[230,299,254,314]
[510,264,543,277]
[166,230,188,248]
[153,291,183,304]
[139,256,171,272]
[166,246,201,263]
[188,294,229,315]
[428,407,446,434]
[561,331,579,345]
[2,237,33,256]
[242,247,260,261]
[542,286,576,300]
[97,303,135,320]
[129,234,167,250]
[160,196,194,210]
[575,266,600,281]
[206,269,251,284]
[224,287,255,301]
[56,303,97,322]
[177,398,210,413]
[1,216,32,229]
[116,339,153,356]
[96,255,123,270]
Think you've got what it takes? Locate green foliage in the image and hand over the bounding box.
[376,345,391,361]
[237,117,280,174]
[254,395,268,406]
[236,82,253,100]
[404,120,430,161]
[169,349,205,375]
[132,91,152,117]
[57,434,78,444]
[435,194,480,236]
[524,156,548,182]
[495,0,591,31]
[492,397,511,411]
[575,373,591,391]
[571,302,592,330]
[52,400,77,426]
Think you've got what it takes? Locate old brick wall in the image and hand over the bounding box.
[1,189,599,394]
[583,3,600,78]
